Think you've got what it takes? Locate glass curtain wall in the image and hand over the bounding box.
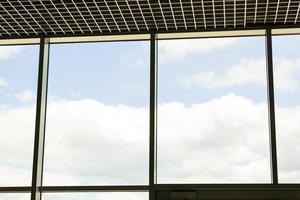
[0,30,299,199]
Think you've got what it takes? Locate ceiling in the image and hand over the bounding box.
[0,0,300,39]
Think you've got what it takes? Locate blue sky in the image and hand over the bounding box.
[0,45,38,106]
[48,41,150,107]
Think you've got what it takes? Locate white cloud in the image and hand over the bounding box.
[159,38,238,61]
[15,90,36,103]
[0,105,35,186]
[0,194,29,200]
[0,46,23,89]
[157,94,271,183]
[43,99,149,185]
[181,58,300,91]
[273,58,300,91]
[0,76,9,88]
[0,46,22,60]
[119,54,147,69]
[0,95,300,188]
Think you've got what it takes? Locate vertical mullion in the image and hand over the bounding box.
[149,32,157,200]
[31,38,50,200]
[265,27,278,185]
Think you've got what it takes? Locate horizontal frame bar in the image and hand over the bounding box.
[41,185,149,193]
[156,190,300,200]
[1,184,300,193]
[1,23,300,41]
[0,187,31,193]
[152,184,300,191]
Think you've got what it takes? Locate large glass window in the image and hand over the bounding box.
[0,45,39,186]
[43,41,150,185]
[273,35,300,183]
[157,36,271,183]
[1,31,300,200]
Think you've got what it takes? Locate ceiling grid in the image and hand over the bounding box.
[0,0,299,38]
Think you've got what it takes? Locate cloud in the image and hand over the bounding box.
[15,90,36,103]
[273,58,300,91]
[119,54,148,69]
[0,94,300,189]
[157,94,271,183]
[0,194,29,200]
[159,38,238,61]
[0,46,23,89]
[0,46,22,60]
[43,99,149,185]
[0,105,35,186]
[0,76,9,88]
[181,58,300,91]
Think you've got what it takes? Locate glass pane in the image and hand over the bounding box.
[273,35,300,183]
[157,37,271,183]
[43,42,149,185]
[0,193,30,200]
[43,192,148,200]
[0,45,38,186]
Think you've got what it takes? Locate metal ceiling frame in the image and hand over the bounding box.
[0,0,299,39]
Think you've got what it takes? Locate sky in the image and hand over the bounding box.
[0,34,300,199]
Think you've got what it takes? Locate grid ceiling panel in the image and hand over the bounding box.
[0,0,300,38]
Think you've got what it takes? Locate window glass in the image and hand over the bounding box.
[0,194,30,200]
[43,41,149,185]
[273,35,300,183]
[43,192,148,200]
[0,45,38,186]
[157,36,271,183]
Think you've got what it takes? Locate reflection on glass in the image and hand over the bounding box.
[157,37,271,183]
[273,35,300,183]
[0,45,38,186]
[43,42,149,185]
[43,192,148,200]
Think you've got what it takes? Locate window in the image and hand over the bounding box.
[0,193,30,200]
[273,35,300,183]
[43,192,148,200]
[0,45,39,186]
[43,41,150,185]
[157,36,271,183]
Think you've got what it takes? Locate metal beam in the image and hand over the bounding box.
[295,2,300,24]
[147,0,158,30]
[152,184,300,190]
[2,23,300,40]
[0,187,31,193]
[136,0,149,31]
[223,0,226,27]
[149,32,157,200]
[201,0,207,28]
[125,0,139,31]
[158,0,168,30]
[264,0,269,23]
[41,185,149,193]
[169,0,177,30]
[31,38,50,200]
[265,27,278,185]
